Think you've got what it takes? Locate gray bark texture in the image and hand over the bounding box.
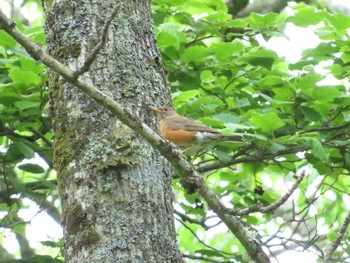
[42,0,182,262]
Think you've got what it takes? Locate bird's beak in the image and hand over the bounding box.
[149,106,162,113]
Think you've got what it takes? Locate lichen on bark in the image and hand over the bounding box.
[43,0,182,262]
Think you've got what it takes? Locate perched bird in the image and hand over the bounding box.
[150,105,243,155]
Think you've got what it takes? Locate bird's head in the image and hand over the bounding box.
[149,106,178,119]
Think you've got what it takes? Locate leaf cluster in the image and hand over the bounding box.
[153,0,350,261]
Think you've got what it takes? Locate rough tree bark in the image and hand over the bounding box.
[42,0,182,262]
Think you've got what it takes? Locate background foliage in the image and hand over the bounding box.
[0,0,349,262]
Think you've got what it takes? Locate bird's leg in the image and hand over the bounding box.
[191,149,204,165]
[181,145,194,155]
[183,147,205,165]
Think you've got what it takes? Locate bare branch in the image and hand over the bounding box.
[229,171,306,216]
[324,210,350,262]
[73,4,120,77]
[174,210,207,228]
[302,121,350,133]
[176,218,234,257]
[197,146,308,173]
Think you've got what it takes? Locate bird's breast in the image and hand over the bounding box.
[160,123,197,144]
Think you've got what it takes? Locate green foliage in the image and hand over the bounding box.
[153,0,350,262]
[0,8,59,262]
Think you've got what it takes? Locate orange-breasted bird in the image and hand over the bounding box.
[150,105,243,155]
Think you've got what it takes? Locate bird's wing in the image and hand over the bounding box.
[165,116,219,133]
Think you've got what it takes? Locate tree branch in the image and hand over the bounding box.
[0,11,271,263]
[73,4,120,77]
[174,209,207,228]
[229,170,306,216]
[323,209,350,262]
[176,218,234,257]
[197,146,308,173]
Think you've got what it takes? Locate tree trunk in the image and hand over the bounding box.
[43,0,181,262]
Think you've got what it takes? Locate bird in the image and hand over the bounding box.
[150,105,243,155]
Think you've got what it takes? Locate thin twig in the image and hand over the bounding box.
[197,146,309,173]
[302,121,350,133]
[27,127,52,147]
[174,209,207,228]
[73,4,120,77]
[229,171,306,216]
[323,210,350,262]
[176,218,234,257]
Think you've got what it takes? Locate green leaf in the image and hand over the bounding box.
[0,203,9,211]
[19,56,45,74]
[302,42,339,61]
[157,23,185,50]
[226,19,248,28]
[212,113,240,124]
[0,31,17,47]
[18,163,45,174]
[305,138,327,161]
[328,232,337,242]
[200,70,215,83]
[345,153,350,168]
[288,4,323,27]
[9,67,41,86]
[214,149,232,164]
[249,112,285,132]
[244,49,277,70]
[245,216,259,225]
[13,224,25,235]
[15,141,35,159]
[246,57,274,70]
[212,41,244,62]
[325,64,345,78]
[299,106,321,121]
[173,90,201,104]
[183,46,210,63]
[199,116,224,128]
[312,160,332,174]
[312,86,342,102]
[289,59,318,70]
[248,12,278,29]
[341,52,350,64]
[296,74,324,94]
[270,142,286,152]
[204,12,231,23]
[259,76,285,87]
[326,13,350,31]
[14,101,41,110]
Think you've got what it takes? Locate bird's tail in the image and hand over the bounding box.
[218,134,244,142]
[199,133,244,143]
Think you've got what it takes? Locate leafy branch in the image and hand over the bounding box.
[197,145,309,173]
[0,10,271,263]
